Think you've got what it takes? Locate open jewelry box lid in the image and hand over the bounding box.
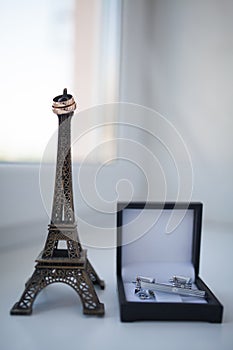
[116,202,223,322]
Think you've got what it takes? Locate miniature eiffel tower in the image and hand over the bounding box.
[10,89,105,316]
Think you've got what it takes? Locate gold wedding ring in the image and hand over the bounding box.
[52,89,77,115]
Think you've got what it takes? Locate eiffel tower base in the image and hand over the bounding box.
[10,260,105,316]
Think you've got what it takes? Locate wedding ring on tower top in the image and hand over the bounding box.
[52,88,76,115]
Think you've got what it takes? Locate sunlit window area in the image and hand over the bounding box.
[0,0,75,162]
[0,0,121,162]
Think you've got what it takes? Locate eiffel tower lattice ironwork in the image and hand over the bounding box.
[10,89,105,316]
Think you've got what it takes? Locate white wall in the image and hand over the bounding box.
[120,0,233,226]
[0,164,47,227]
[0,161,147,249]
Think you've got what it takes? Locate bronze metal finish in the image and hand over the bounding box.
[10,89,105,316]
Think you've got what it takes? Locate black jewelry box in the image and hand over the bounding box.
[117,202,223,322]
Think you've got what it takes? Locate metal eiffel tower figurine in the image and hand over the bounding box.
[10,89,105,316]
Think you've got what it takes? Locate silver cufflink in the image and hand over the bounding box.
[169,275,192,289]
[135,276,156,300]
[135,289,155,300]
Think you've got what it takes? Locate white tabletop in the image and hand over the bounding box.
[1,221,233,350]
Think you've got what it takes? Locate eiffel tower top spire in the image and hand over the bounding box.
[51,89,77,225]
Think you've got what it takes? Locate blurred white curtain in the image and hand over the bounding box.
[73,0,122,162]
